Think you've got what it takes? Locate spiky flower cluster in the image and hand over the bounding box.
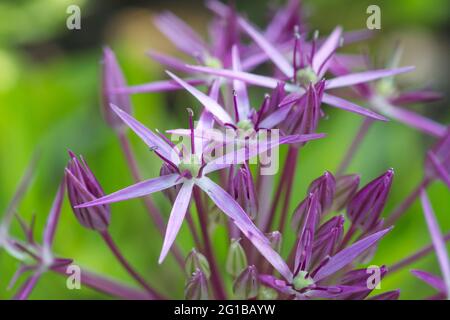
[1,1,449,300]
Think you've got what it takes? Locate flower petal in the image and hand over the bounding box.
[147,50,192,73]
[115,79,205,95]
[159,180,194,263]
[427,151,450,188]
[258,104,292,129]
[313,227,392,282]
[43,180,65,248]
[196,176,293,281]
[411,270,446,293]
[166,71,233,125]
[420,190,450,296]
[187,65,280,89]
[110,104,180,164]
[76,174,182,208]
[322,93,388,121]
[312,26,343,74]
[325,66,415,89]
[389,90,443,106]
[232,45,251,120]
[238,16,294,77]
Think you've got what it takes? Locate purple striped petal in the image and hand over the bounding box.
[258,104,292,129]
[390,90,443,105]
[147,50,192,73]
[306,285,368,299]
[312,26,343,75]
[231,45,251,120]
[420,190,450,295]
[385,105,447,138]
[238,16,294,78]
[187,65,281,89]
[153,11,207,57]
[313,227,392,282]
[43,181,65,248]
[115,79,205,95]
[326,66,415,90]
[159,181,194,263]
[76,174,182,208]
[259,274,295,296]
[369,290,400,300]
[196,177,293,281]
[166,71,233,125]
[322,93,388,121]
[110,104,180,164]
[411,270,446,293]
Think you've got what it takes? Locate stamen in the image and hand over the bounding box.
[187,108,195,155]
[293,26,301,80]
[310,30,319,65]
[255,94,271,129]
[232,90,240,123]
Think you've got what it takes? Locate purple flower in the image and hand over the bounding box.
[75,104,323,281]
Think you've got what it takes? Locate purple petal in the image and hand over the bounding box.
[153,11,207,57]
[76,174,182,208]
[187,65,280,89]
[13,272,42,300]
[166,71,233,125]
[306,285,368,299]
[232,45,251,120]
[203,133,325,174]
[115,79,205,95]
[420,190,450,295]
[259,274,295,295]
[43,180,66,248]
[411,270,446,293]
[110,104,180,163]
[322,93,388,121]
[427,151,450,188]
[238,17,293,78]
[258,104,292,129]
[385,105,447,138]
[369,290,400,300]
[147,50,192,73]
[196,177,293,281]
[159,181,194,263]
[389,90,443,106]
[313,227,392,282]
[312,26,343,75]
[326,66,415,89]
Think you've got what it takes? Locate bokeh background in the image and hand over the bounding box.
[0,0,449,299]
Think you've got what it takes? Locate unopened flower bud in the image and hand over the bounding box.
[332,174,360,211]
[226,238,248,277]
[230,166,258,220]
[347,169,393,232]
[308,171,336,214]
[185,269,208,300]
[233,265,259,299]
[101,47,132,132]
[66,151,110,231]
[185,248,210,279]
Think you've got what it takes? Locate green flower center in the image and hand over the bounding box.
[376,79,397,97]
[178,155,201,178]
[293,271,314,291]
[296,67,318,87]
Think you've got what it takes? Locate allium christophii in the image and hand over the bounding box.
[3,0,449,301]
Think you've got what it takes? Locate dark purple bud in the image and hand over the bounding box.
[66,151,110,231]
[340,265,387,300]
[230,166,258,220]
[233,265,259,299]
[347,169,394,232]
[332,174,360,212]
[185,249,210,279]
[311,215,344,267]
[185,269,208,300]
[307,171,336,214]
[101,47,132,132]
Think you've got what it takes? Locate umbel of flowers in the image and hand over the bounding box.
[1,0,448,300]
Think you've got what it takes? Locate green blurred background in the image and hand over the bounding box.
[0,0,449,299]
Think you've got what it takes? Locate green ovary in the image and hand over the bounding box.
[296,67,318,87]
[179,155,201,177]
[293,271,314,291]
